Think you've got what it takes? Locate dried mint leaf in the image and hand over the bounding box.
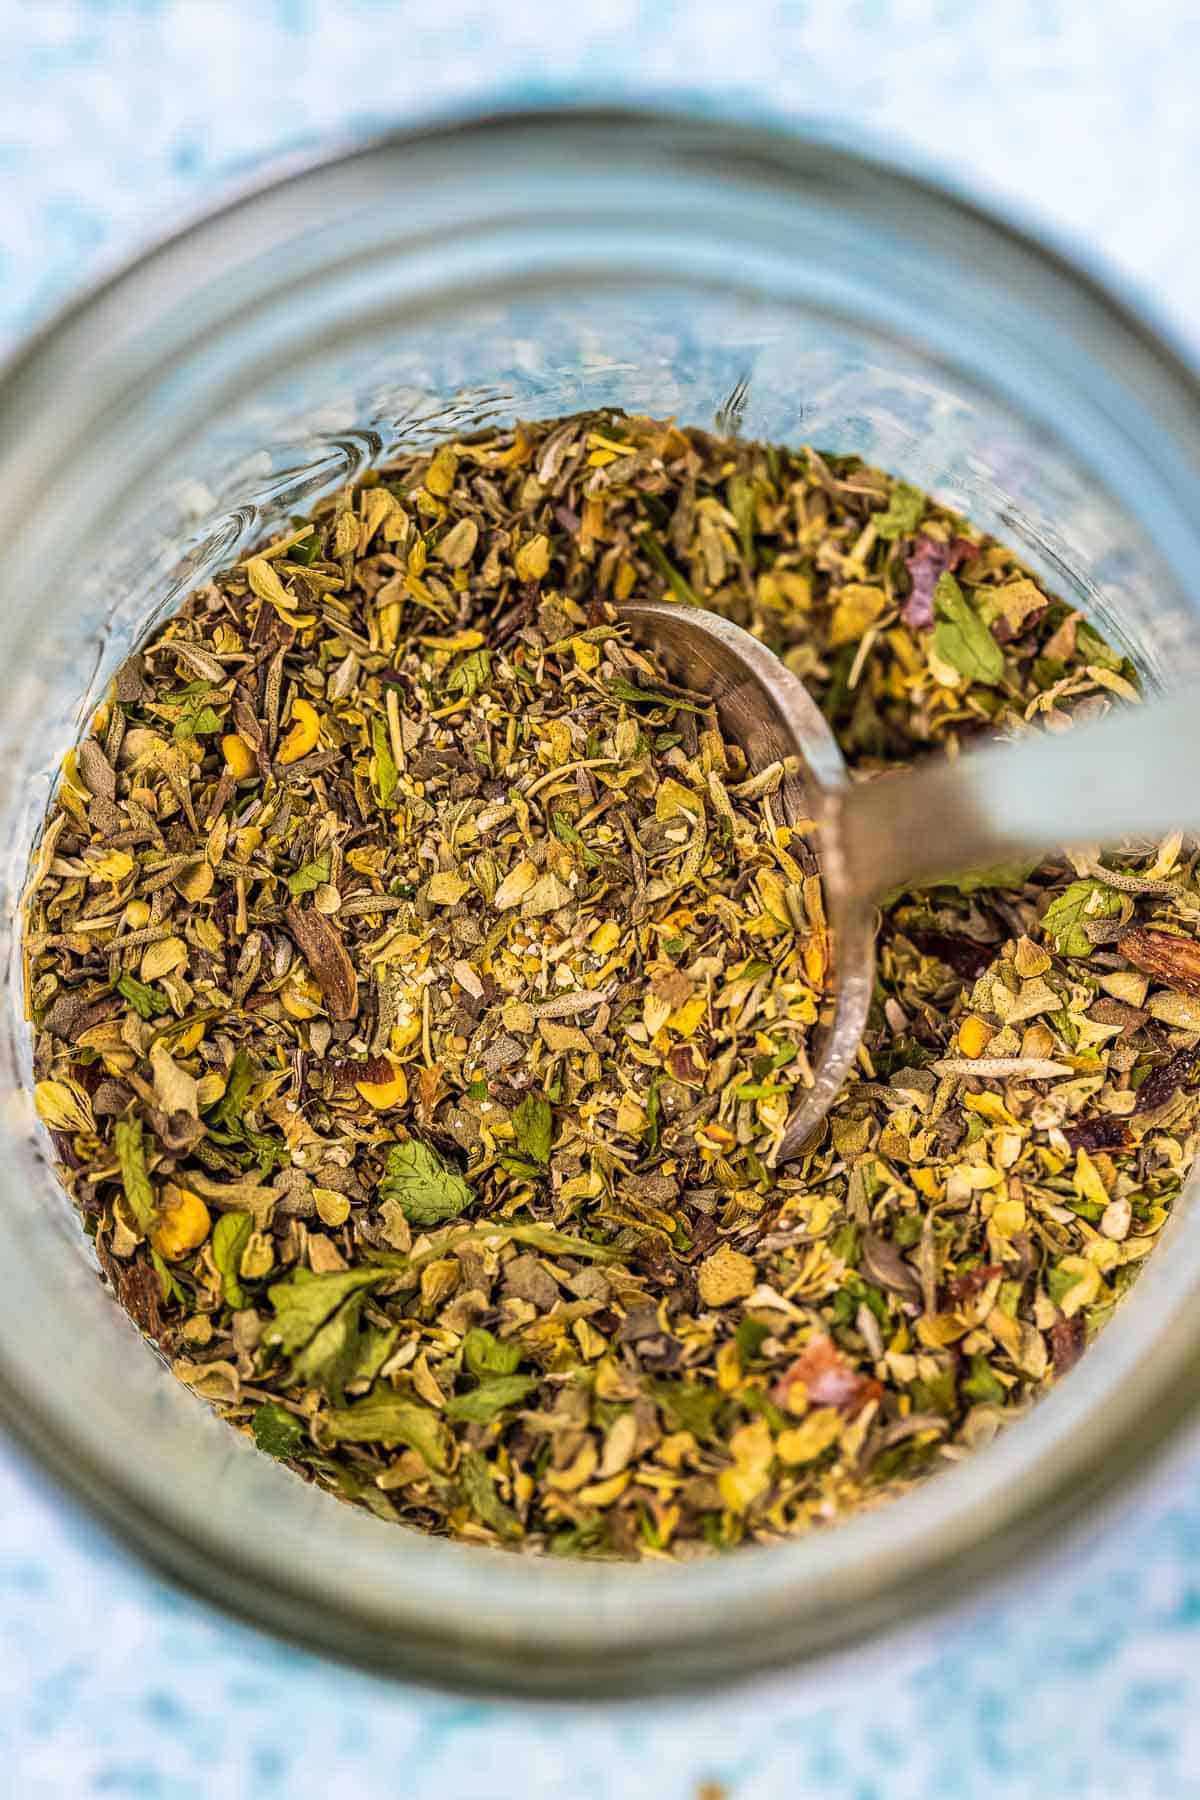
[460,1449,523,1540]
[606,677,706,715]
[445,649,492,699]
[874,482,925,540]
[291,1291,367,1404]
[371,715,398,809]
[211,1049,255,1132]
[647,1378,724,1441]
[115,973,171,1020]
[286,850,331,899]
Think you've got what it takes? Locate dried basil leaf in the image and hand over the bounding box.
[462,1326,522,1378]
[379,1138,473,1227]
[322,1386,451,1471]
[1042,881,1123,957]
[253,1402,308,1459]
[932,573,1004,685]
[114,1115,155,1230]
[444,1374,536,1422]
[211,1210,254,1309]
[264,1266,389,1356]
[511,1092,553,1166]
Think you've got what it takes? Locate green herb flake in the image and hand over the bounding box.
[445,1374,537,1423]
[252,1402,307,1459]
[874,483,925,540]
[211,1210,254,1310]
[371,715,398,809]
[379,1138,473,1227]
[511,1092,553,1166]
[1041,880,1124,957]
[322,1386,452,1471]
[113,1115,155,1231]
[932,573,1005,686]
[286,850,332,899]
[115,973,171,1020]
[462,1326,522,1378]
[264,1266,390,1356]
[460,1449,523,1540]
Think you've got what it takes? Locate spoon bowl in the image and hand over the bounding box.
[622,599,873,1160]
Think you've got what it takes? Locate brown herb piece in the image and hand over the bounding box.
[1120,926,1200,996]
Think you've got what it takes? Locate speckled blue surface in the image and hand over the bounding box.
[4,5,1200,1795]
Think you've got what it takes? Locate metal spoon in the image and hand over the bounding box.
[623,599,1198,1162]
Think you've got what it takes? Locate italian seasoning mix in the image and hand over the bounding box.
[24,411,1200,1556]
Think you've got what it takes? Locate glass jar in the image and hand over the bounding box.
[4,107,1200,1699]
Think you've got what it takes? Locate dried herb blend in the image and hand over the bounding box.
[24,412,1200,1556]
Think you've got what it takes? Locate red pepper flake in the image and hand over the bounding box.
[328,1053,394,1093]
[1050,1315,1085,1376]
[1061,1116,1133,1154]
[1134,1046,1197,1115]
[943,1263,1003,1304]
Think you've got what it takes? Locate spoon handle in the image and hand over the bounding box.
[837,686,1200,901]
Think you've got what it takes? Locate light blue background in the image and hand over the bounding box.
[3,4,1200,1795]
